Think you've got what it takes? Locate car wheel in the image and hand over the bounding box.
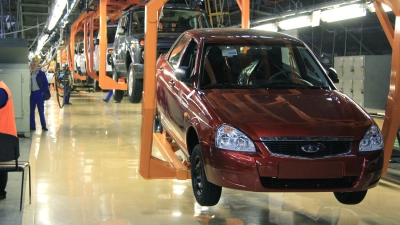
[127,63,143,103]
[75,63,79,73]
[112,67,124,102]
[93,80,101,92]
[191,144,222,206]
[85,74,93,86]
[154,107,163,133]
[334,190,367,205]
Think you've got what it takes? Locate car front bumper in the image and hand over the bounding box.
[201,142,383,192]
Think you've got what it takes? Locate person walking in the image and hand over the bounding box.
[103,90,120,103]
[103,90,112,102]
[0,80,17,200]
[30,60,48,131]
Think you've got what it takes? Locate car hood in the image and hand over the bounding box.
[202,89,373,141]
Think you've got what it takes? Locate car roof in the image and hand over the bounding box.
[186,28,305,45]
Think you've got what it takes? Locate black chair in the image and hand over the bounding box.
[0,133,31,211]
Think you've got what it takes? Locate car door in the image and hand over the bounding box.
[157,34,190,140]
[165,34,197,142]
[113,13,128,72]
[171,39,198,142]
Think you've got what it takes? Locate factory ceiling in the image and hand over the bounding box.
[0,0,394,65]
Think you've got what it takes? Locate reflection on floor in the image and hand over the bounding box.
[1,91,400,225]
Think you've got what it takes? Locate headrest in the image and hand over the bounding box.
[246,48,268,58]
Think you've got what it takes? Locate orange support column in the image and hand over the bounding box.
[377,0,400,175]
[139,0,191,180]
[139,0,175,179]
[98,0,128,90]
[236,0,250,28]
[84,14,99,80]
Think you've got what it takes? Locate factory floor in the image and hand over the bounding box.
[1,91,400,225]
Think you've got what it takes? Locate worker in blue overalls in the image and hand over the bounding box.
[29,60,48,131]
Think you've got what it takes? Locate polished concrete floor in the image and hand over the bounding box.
[1,91,400,225]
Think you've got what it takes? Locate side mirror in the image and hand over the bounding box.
[175,66,194,84]
[327,67,339,83]
[116,27,125,35]
[175,66,188,81]
[94,39,99,45]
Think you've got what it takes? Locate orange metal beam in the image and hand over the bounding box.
[139,0,169,179]
[236,0,250,28]
[139,0,250,180]
[84,13,99,80]
[374,1,394,47]
[153,133,191,179]
[97,0,145,90]
[377,0,400,175]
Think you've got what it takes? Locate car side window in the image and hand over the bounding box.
[168,34,191,70]
[179,39,198,80]
[131,11,143,33]
[118,16,126,33]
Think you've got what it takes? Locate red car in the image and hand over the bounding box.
[155,28,384,206]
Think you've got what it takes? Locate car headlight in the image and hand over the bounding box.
[216,124,255,152]
[359,125,384,151]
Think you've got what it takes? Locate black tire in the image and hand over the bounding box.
[85,74,94,86]
[334,190,367,205]
[93,80,101,92]
[112,67,124,102]
[191,144,222,206]
[127,63,143,103]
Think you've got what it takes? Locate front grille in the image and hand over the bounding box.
[260,176,357,189]
[263,141,352,158]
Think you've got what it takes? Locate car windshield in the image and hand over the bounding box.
[200,43,331,90]
[132,8,209,33]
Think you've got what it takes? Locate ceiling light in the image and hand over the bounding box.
[278,15,312,30]
[367,2,392,12]
[252,23,278,32]
[35,34,49,55]
[321,4,366,23]
[47,0,68,31]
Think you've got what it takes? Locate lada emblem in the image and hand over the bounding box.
[301,145,321,153]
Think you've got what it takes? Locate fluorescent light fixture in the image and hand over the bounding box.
[47,0,68,31]
[252,23,278,32]
[321,4,366,23]
[311,10,320,27]
[278,15,312,30]
[367,2,392,12]
[35,34,49,55]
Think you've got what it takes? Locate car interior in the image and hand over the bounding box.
[200,44,330,89]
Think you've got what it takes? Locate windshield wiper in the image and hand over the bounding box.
[258,82,328,89]
[201,83,256,89]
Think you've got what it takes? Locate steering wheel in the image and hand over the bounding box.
[268,70,313,86]
[268,71,289,81]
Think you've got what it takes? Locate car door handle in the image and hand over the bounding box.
[169,80,175,86]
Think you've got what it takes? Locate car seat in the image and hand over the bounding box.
[237,49,271,85]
